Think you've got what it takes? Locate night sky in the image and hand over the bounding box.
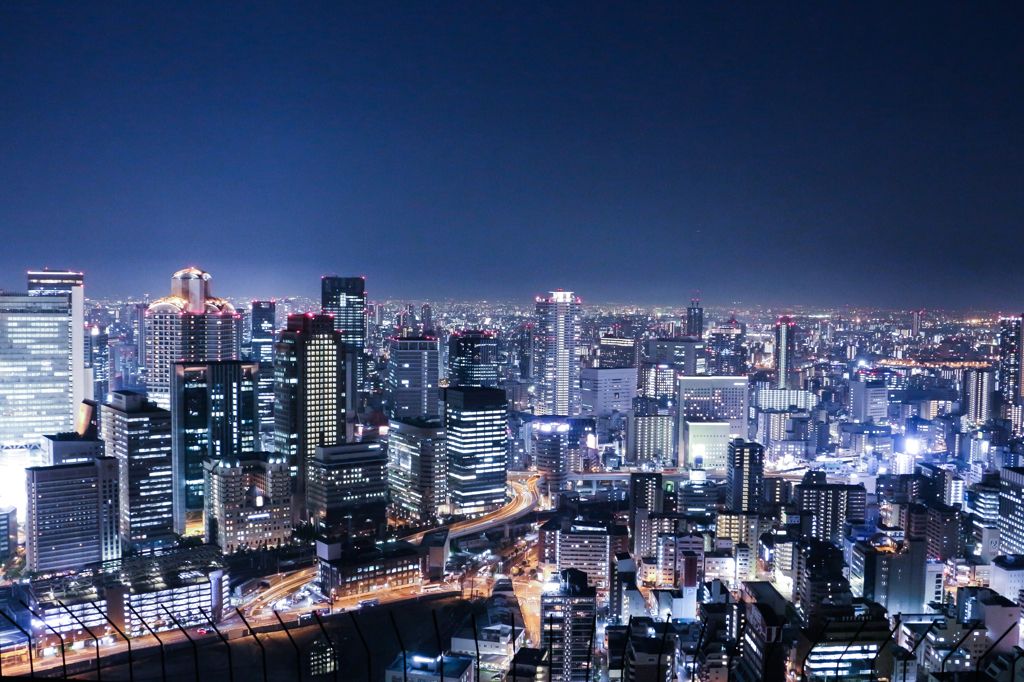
[1,3,1022,309]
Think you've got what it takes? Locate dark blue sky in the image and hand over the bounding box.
[1,2,1022,308]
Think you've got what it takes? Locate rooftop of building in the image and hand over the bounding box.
[320,540,419,568]
[43,432,101,442]
[992,555,1024,570]
[511,648,549,667]
[389,415,444,429]
[387,653,473,677]
[453,623,514,643]
[30,544,227,606]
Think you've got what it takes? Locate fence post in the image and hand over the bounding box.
[390,610,409,682]
[126,603,166,682]
[235,608,267,682]
[274,610,303,682]
[58,598,103,681]
[312,611,339,682]
[161,604,199,682]
[19,600,66,679]
[88,600,134,682]
[432,610,445,682]
[199,606,233,682]
[349,611,373,682]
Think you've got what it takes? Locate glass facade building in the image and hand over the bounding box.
[448,330,499,388]
[170,360,259,533]
[250,300,276,434]
[534,291,581,416]
[101,391,175,552]
[444,386,509,515]
[321,277,367,389]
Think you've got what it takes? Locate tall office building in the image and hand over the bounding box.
[306,442,388,534]
[998,317,1023,413]
[727,439,764,513]
[421,303,433,335]
[629,472,664,521]
[170,360,259,532]
[25,456,120,573]
[774,316,796,389]
[534,291,582,416]
[85,324,110,403]
[793,472,867,544]
[0,506,16,562]
[145,268,240,409]
[598,334,639,369]
[999,467,1024,556]
[646,338,706,376]
[102,391,175,551]
[448,330,499,387]
[850,378,888,423]
[250,300,276,433]
[388,417,447,522]
[964,368,993,425]
[444,387,509,515]
[580,367,638,417]
[386,337,440,418]
[705,319,746,376]
[624,411,674,465]
[0,293,76,462]
[321,277,367,389]
[27,270,87,413]
[686,296,703,339]
[638,363,677,400]
[203,452,291,553]
[531,417,596,498]
[676,375,749,456]
[540,568,598,682]
[274,314,352,501]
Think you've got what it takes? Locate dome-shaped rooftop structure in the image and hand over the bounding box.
[148,267,235,314]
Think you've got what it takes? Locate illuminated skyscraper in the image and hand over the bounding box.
[321,277,367,388]
[727,439,763,513]
[387,417,447,522]
[421,303,433,334]
[964,367,993,425]
[386,337,440,418]
[646,338,705,376]
[686,296,703,339]
[28,270,86,411]
[444,386,508,515]
[676,375,749,442]
[774,316,796,389]
[25,455,120,573]
[170,360,260,532]
[540,568,597,682]
[0,292,76,505]
[251,300,276,434]
[102,390,175,552]
[598,334,639,369]
[998,316,1022,415]
[203,452,291,552]
[85,324,109,403]
[534,290,582,416]
[145,268,241,409]
[306,441,387,533]
[448,330,499,388]
[705,318,746,376]
[274,314,353,503]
